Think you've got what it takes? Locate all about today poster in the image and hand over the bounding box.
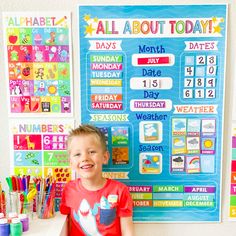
[78,5,227,222]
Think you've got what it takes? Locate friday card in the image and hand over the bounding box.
[3,12,73,117]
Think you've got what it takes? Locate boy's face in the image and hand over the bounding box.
[69,134,109,181]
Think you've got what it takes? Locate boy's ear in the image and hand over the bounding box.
[103,151,110,164]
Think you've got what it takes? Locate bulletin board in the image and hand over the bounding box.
[3,12,73,117]
[78,5,227,222]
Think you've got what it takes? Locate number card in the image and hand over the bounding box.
[79,5,227,222]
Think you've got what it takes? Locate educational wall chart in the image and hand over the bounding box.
[3,12,73,117]
[78,5,227,222]
[9,119,74,210]
[229,124,236,220]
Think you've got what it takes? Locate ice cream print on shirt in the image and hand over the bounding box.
[73,195,118,235]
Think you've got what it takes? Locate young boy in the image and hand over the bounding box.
[60,124,134,236]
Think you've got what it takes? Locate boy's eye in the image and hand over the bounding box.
[89,150,96,154]
[74,153,81,157]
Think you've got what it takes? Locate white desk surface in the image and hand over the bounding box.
[24,212,68,236]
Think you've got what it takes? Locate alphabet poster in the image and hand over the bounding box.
[9,119,74,210]
[3,12,73,117]
[78,5,227,222]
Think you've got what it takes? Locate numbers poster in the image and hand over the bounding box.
[78,5,227,222]
[9,119,74,210]
[3,12,73,116]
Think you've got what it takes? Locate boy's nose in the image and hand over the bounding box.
[81,153,89,161]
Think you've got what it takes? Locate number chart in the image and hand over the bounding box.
[79,5,227,222]
[9,119,74,210]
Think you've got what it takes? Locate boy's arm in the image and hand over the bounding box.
[120,216,134,236]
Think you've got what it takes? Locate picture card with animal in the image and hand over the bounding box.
[112,147,129,165]
[201,137,216,154]
[186,136,200,154]
[171,155,185,172]
[111,126,129,146]
[200,155,215,173]
[139,152,162,174]
[61,97,71,113]
[13,134,41,150]
[10,96,21,113]
[172,136,186,155]
[201,119,216,136]
[139,121,162,143]
[185,155,200,173]
[187,118,201,136]
[172,118,187,136]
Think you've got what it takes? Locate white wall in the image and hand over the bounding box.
[0,0,235,235]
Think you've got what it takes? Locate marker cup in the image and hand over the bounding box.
[36,191,55,219]
[9,192,33,218]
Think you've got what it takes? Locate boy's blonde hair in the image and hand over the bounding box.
[67,124,107,152]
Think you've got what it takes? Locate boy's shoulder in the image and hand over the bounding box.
[107,178,129,190]
[64,179,78,188]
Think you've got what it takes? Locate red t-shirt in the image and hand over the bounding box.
[60,178,133,236]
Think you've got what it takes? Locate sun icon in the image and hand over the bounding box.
[152,156,159,162]
[48,85,57,94]
[204,139,213,148]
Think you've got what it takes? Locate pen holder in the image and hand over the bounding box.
[36,191,55,219]
[0,202,6,216]
[9,192,33,218]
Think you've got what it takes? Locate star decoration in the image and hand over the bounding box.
[220,18,224,23]
[212,17,217,24]
[84,14,91,22]
[85,24,95,36]
[213,24,221,33]
[94,17,99,23]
